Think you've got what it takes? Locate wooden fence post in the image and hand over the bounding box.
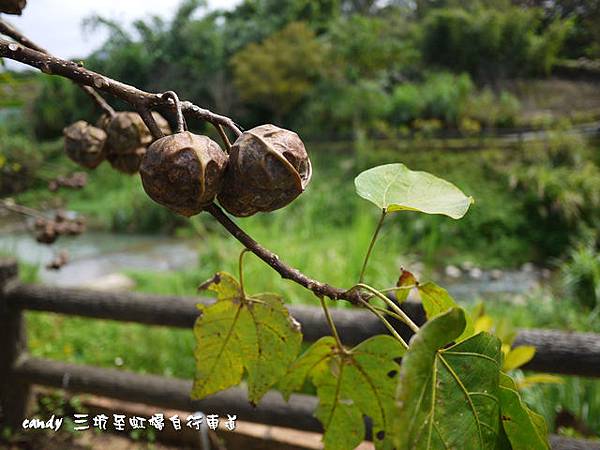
[0,258,31,431]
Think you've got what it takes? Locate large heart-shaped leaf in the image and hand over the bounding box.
[280,335,406,450]
[395,308,502,450]
[191,272,302,404]
[499,372,549,450]
[355,163,473,218]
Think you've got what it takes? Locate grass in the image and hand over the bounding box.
[7,133,600,439]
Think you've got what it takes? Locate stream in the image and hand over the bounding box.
[0,229,197,287]
[0,224,546,300]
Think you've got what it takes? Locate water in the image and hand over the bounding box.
[441,270,544,302]
[0,224,544,298]
[0,230,198,287]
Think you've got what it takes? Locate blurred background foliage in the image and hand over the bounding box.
[20,0,597,138]
[2,0,600,439]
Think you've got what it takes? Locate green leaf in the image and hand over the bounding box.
[499,373,549,450]
[192,272,302,404]
[517,374,563,390]
[395,308,502,450]
[354,163,473,219]
[503,345,536,371]
[278,336,338,400]
[280,335,405,450]
[417,282,474,341]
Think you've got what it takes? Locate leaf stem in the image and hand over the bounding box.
[238,248,250,297]
[319,296,344,350]
[355,283,420,333]
[357,297,408,349]
[359,209,387,283]
[370,304,408,323]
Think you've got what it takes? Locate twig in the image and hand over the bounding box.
[320,296,344,350]
[358,209,386,283]
[356,297,408,348]
[205,203,361,303]
[162,91,185,134]
[355,283,420,333]
[136,105,164,141]
[0,19,115,117]
[238,248,250,297]
[0,199,47,220]
[216,124,232,152]
[0,38,242,137]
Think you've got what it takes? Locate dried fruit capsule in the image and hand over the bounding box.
[63,121,107,169]
[140,131,228,217]
[218,124,312,217]
[0,0,26,15]
[101,111,170,174]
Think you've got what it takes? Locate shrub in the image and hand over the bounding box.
[421,7,571,79]
[464,88,521,129]
[390,72,473,127]
[0,131,43,196]
[562,242,600,311]
[509,133,600,259]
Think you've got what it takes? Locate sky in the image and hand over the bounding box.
[4,0,240,69]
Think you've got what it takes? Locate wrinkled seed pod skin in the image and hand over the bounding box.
[63,121,107,169]
[140,132,228,217]
[106,147,146,174]
[218,124,312,217]
[102,112,171,174]
[0,0,26,14]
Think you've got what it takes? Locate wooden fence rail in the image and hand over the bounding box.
[1,259,600,449]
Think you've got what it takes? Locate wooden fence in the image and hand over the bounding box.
[1,259,600,449]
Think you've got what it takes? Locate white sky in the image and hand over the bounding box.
[4,0,240,69]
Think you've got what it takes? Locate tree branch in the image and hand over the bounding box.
[0,19,115,117]
[0,38,242,137]
[205,204,360,303]
[0,36,363,305]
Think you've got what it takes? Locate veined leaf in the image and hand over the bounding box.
[192,272,302,403]
[395,308,502,450]
[499,372,549,450]
[354,163,473,219]
[417,281,474,341]
[503,345,536,371]
[280,335,405,450]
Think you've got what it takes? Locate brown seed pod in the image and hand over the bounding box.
[217,124,312,217]
[102,112,171,174]
[0,0,26,15]
[63,121,107,169]
[140,131,228,217]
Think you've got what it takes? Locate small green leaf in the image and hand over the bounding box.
[354,163,473,219]
[281,335,405,450]
[395,308,502,450]
[499,373,549,450]
[417,282,474,341]
[503,345,536,371]
[517,374,563,390]
[192,272,302,404]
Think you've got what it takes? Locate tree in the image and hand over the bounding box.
[230,22,326,123]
